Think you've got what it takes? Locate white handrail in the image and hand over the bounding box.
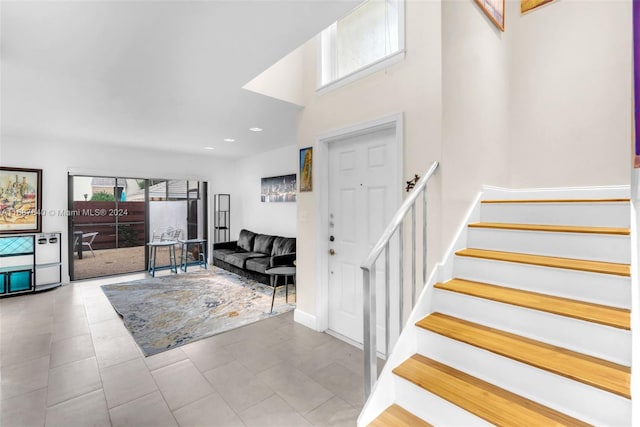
[361,160,439,398]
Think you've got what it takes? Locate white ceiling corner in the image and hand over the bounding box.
[0,0,361,158]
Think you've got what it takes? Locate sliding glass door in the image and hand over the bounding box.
[69,176,146,280]
[69,175,207,280]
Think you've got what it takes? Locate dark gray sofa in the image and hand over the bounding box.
[212,229,296,284]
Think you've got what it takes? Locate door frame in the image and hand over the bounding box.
[314,113,404,333]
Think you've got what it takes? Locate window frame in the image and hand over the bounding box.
[316,0,406,94]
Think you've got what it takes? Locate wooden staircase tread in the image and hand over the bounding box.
[416,313,630,398]
[393,355,591,427]
[481,198,630,204]
[468,222,630,235]
[435,279,630,330]
[368,404,432,427]
[456,248,630,277]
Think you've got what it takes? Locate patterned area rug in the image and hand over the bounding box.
[101,268,295,356]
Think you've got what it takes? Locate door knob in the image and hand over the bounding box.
[329,249,336,256]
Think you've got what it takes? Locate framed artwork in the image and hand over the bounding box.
[299,147,313,192]
[261,174,296,203]
[475,0,505,31]
[0,167,43,234]
[521,0,554,14]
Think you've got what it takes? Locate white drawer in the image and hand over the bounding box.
[35,264,61,286]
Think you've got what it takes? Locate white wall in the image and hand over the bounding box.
[507,0,632,188]
[441,0,511,254]
[440,0,631,251]
[0,136,234,282]
[287,0,630,330]
[149,201,187,239]
[294,0,443,325]
[231,144,297,239]
[243,44,307,107]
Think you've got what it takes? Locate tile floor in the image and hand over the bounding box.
[0,273,366,427]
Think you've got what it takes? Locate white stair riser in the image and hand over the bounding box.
[467,228,630,264]
[432,290,631,366]
[480,203,630,228]
[393,376,493,427]
[481,186,630,201]
[454,256,630,309]
[416,330,631,426]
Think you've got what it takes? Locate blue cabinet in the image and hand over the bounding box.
[8,270,32,292]
[0,235,35,295]
[0,233,62,296]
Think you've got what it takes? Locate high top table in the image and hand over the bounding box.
[178,238,207,272]
[147,241,177,277]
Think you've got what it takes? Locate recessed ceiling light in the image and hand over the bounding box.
[249,127,263,132]
[223,138,235,142]
[204,146,215,150]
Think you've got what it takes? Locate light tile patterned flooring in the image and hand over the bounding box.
[0,273,365,427]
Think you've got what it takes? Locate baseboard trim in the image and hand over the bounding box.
[294,308,318,331]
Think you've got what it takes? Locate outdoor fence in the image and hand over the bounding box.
[72,201,146,250]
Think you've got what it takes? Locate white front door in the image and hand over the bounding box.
[327,126,398,347]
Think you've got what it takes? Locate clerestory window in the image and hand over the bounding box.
[318,0,405,92]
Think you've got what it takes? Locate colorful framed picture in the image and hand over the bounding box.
[299,147,313,192]
[521,0,554,14]
[0,167,43,234]
[475,0,505,31]
[260,174,296,203]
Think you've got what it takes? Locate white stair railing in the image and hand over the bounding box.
[361,161,438,398]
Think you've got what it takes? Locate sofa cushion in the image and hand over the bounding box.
[246,257,271,274]
[223,252,267,269]
[271,237,296,256]
[212,248,235,262]
[237,229,256,252]
[254,234,276,255]
[213,249,246,266]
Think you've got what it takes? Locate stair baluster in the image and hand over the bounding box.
[361,161,439,398]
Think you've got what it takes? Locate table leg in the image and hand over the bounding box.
[200,242,207,269]
[150,247,157,277]
[180,243,186,272]
[170,246,177,273]
[270,274,277,313]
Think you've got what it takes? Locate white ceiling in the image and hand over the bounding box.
[0,0,361,158]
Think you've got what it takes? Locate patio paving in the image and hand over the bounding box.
[73,246,181,280]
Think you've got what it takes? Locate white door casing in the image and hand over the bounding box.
[319,117,401,349]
